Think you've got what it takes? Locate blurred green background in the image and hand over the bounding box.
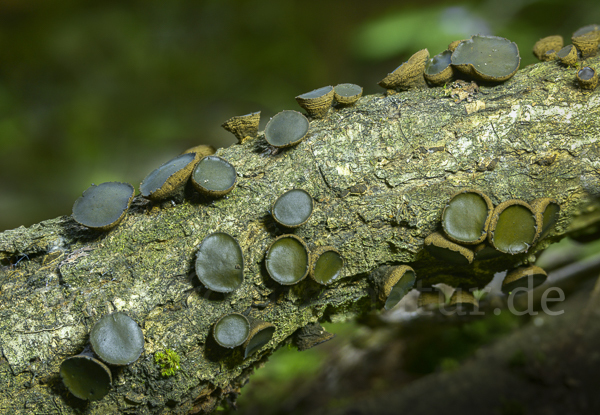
[1,0,599,231]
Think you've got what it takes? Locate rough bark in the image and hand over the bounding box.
[1,56,600,414]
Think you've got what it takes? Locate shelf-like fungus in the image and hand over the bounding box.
[424,232,474,265]
[556,44,578,66]
[60,355,112,401]
[571,24,600,58]
[488,200,541,255]
[448,290,478,311]
[243,319,276,358]
[441,189,493,245]
[451,35,520,82]
[501,265,548,294]
[72,182,134,231]
[140,152,200,200]
[576,66,598,90]
[89,312,145,366]
[375,265,416,310]
[191,155,237,197]
[378,48,429,90]
[333,83,363,106]
[264,110,310,148]
[533,35,564,61]
[272,188,313,228]
[221,112,261,144]
[195,232,244,293]
[309,246,344,286]
[295,86,334,118]
[213,313,250,349]
[530,198,560,240]
[265,234,310,285]
[423,50,454,86]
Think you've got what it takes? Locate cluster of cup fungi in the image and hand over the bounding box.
[60,23,590,401]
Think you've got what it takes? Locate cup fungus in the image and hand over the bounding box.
[60,355,112,401]
[378,49,429,91]
[72,182,134,231]
[243,319,276,358]
[473,243,503,260]
[295,86,335,118]
[576,66,598,90]
[571,24,600,58]
[309,246,344,286]
[221,112,261,144]
[375,265,416,310]
[417,287,446,309]
[488,200,541,255]
[195,232,244,293]
[140,152,200,200]
[89,312,145,366]
[556,44,578,66]
[265,234,310,285]
[533,35,564,61]
[448,40,466,53]
[501,265,547,294]
[213,313,250,349]
[424,231,474,265]
[448,290,478,311]
[423,50,454,86]
[543,49,558,60]
[530,198,560,240]
[264,110,310,148]
[333,83,363,106]
[191,155,237,197]
[272,188,313,228]
[182,144,216,157]
[450,35,520,82]
[441,189,493,245]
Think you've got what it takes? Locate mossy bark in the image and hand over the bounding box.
[1,57,600,414]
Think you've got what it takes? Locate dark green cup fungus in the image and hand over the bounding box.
[213,313,250,349]
[60,355,112,401]
[441,189,493,245]
[488,200,541,255]
[473,243,504,260]
[533,35,563,61]
[572,24,600,58]
[191,156,237,197]
[140,152,200,200]
[501,265,547,294]
[309,246,344,285]
[451,35,520,82]
[333,83,363,106]
[530,198,560,240]
[556,44,578,66]
[576,66,598,90]
[90,312,145,366]
[424,50,454,86]
[295,86,334,118]
[195,232,244,293]
[378,48,429,90]
[448,290,478,311]
[375,265,416,310]
[265,234,310,285]
[264,110,310,148]
[243,319,276,358]
[272,188,313,228]
[222,111,260,144]
[72,182,134,231]
[424,232,474,265]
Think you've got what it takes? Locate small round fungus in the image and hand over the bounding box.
[265,234,310,285]
[488,200,541,255]
[295,86,335,118]
[572,24,600,58]
[501,265,547,294]
[221,111,261,144]
[140,152,200,200]
[378,265,416,310]
[379,49,429,90]
[441,189,493,245]
[544,49,557,60]
[451,35,520,82]
[195,232,244,293]
[309,246,344,285]
[60,355,112,401]
[556,44,578,66]
[424,50,454,85]
[72,182,134,231]
[213,313,250,348]
[89,312,145,366]
[272,188,313,228]
[264,110,310,148]
[243,319,276,358]
[191,156,237,197]
[576,66,598,90]
[333,83,363,106]
[533,35,564,61]
[529,198,560,240]
[448,290,478,311]
[424,231,474,265]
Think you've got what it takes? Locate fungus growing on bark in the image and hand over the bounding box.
[221,112,261,144]
[530,198,560,240]
[441,189,493,245]
[195,232,244,293]
[556,44,578,66]
[501,265,547,294]
[60,355,112,401]
[451,35,520,82]
[423,49,454,85]
[89,312,145,366]
[378,48,429,90]
[182,144,216,157]
[571,24,600,58]
[424,231,474,265]
[417,287,446,309]
[373,265,416,310]
[533,35,564,61]
[243,319,276,358]
[295,86,334,118]
[473,243,504,260]
[543,49,558,60]
[72,182,134,231]
[272,188,313,228]
[191,155,237,197]
[448,39,466,53]
[576,66,598,90]
[309,246,344,286]
[213,313,250,349]
[333,83,363,106]
[265,234,310,285]
[448,290,478,311]
[488,200,541,255]
[264,110,310,148]
[140,152,200,200]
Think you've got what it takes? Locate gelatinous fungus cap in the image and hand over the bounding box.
[424,50,454,86]
[333,83,363,106]
[378,49,429,90]
[530,198,560,240]
[60,355,112,401]
[140,152,200,200]
[195,232,244,293]
[265,234,310,285]
[264,110,310,148]
[576,66,598,90]
[424,231,474,265]
[451,35,520,82]
[72,182,134,231]
[213,313,250,348]
[272,189,313,228]
[309,246,344,286]
[441,189,493,245]
[556,44,578,66]
[221,112,261,144]
[501,265,547,294]
[571,24,600,58]
[533,35,564,61]
[191,156,237,197]
[295,86,334,118]
[243,319,276,358]
[90,312,145,366]
[377,265,416,310]
[488,200,541,255]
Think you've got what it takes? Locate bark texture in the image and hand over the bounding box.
[1,56,600,414]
